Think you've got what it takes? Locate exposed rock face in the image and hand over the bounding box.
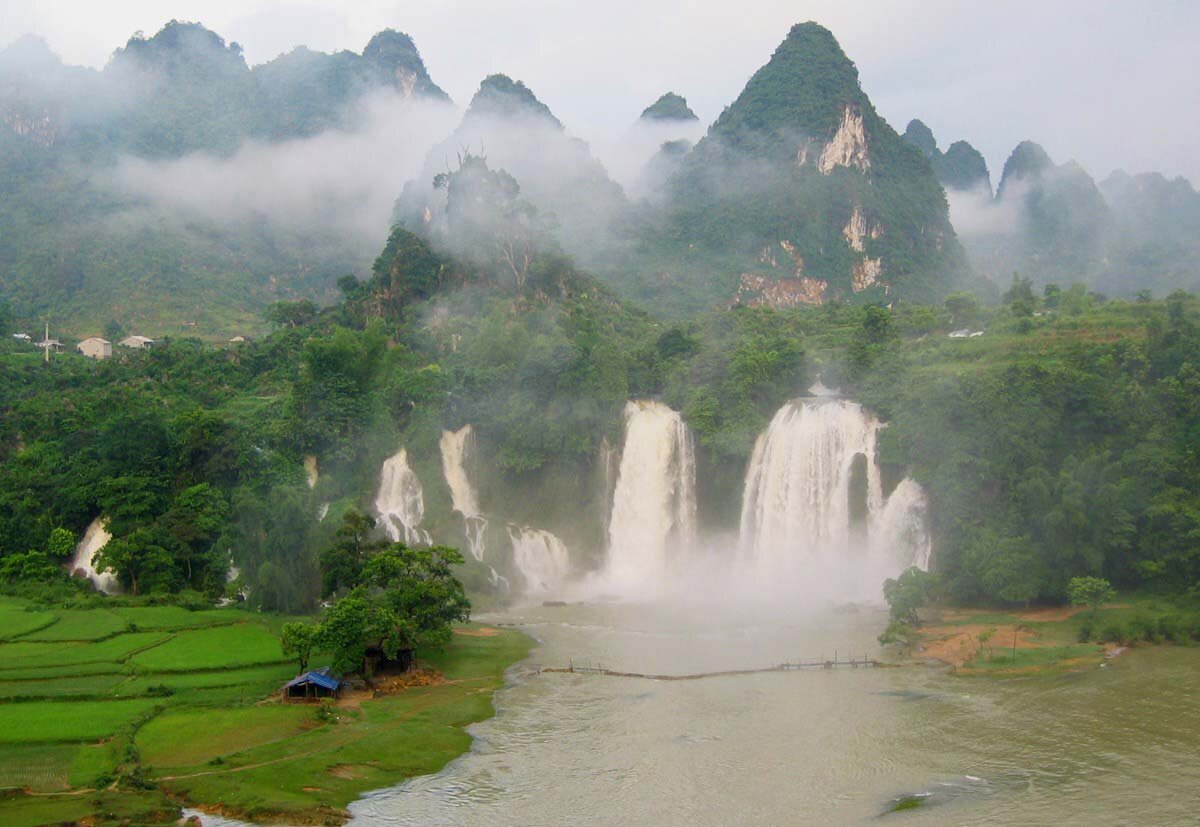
[851,258,882,291]
[842,206,870,252]
[817,105,870,174]
[2,109,56,147]
[735,273,828,308]
[641,23,965,310]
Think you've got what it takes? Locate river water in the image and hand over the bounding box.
[340,602,1200,826]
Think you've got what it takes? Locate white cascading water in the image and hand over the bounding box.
[439,425,488,561]
[605,400,697,589]
[739,397,930,600]
[68,517,121,593]
[873,478,932,570]
[508,525,571,594]
[374,448,432,545]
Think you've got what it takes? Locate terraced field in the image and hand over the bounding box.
[0,596,531,825]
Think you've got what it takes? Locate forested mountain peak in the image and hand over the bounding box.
[640,92,697,122]
[361,29,449,101]
[997,140,1056,197]
[901,119,990,195]
[902,118,937,157]
[630,21,966,311]
[701,21,867,161]
[464,74,562,128]
[0,34,62,70]
[109,20,249,77]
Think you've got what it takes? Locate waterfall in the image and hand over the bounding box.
[68,518,121,594]
[739,398,882,565]
[739,397,931,597]
[439,425,488,561]
[374,448,432,545]
[508,525,570,594]
[873,478,932,571]
[605,400,697,586]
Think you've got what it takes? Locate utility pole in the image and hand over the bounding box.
[43,320,49,364]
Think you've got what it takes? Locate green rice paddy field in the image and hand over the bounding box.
[0,596,531,825]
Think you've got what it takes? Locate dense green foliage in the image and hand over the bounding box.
[640,92,698,121]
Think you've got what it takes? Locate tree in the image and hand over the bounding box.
[46,527,75,559]
[882,567,940,624]
[313,543,471,676]
[265,300,318,328]
[1003,274,1036,317]
[314,592,382,675]
[943,292,979,326]
[94,529,174,595]
[280,622,319,672]
[1066,576,1116,620]
[319,510,387,597]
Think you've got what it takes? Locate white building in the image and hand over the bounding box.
[77,337,112,359]
[119,335,155,349]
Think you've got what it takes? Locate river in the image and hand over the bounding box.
[337,601,1200,825]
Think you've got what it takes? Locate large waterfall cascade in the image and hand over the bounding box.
[68,517,121,594]
[739,397,931,589]
[439,425,488,562]
[374,447,433,546]
[605,400,697,587]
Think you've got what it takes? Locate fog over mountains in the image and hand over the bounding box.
[1,19,1196,336]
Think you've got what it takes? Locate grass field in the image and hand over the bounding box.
[0,596,533,824]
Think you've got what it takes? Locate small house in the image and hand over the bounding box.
[281,667,341,701]
[77,337,112,359]
[228,335,252,345]
[119,335,155,349]
[36,338,63,353]
[12,333,31,342]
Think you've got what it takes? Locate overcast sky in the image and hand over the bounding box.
[4,0,1198,186]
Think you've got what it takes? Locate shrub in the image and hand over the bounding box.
[1129,615,1159,643]
[1157,615,1185,643]
[1076,621,1094,643]
[1100,622,1128,644]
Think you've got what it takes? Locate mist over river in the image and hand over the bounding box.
[337,602,1200,826]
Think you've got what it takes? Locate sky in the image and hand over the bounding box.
[4,0,1199,186]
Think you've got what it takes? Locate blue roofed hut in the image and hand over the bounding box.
[281,667,341,701]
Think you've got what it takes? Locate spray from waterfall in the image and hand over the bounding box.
[439,425,488,561]
[605,400,697,590]
[374,448,432,545]
[68,517,121,594]
[508,525,571,594]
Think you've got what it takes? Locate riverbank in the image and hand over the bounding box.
[911,597,1200,675]
[0,596,533,825]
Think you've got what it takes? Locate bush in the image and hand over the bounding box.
[1129,615,1159,643]
[1077,621,1094,643]
[1157,615,1185,643]
[1101,622,1128,644]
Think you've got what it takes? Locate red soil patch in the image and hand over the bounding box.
[454,626,500,637]
[916,624,1043,668]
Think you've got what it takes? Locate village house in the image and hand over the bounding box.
[118,335,155,349]
[281,667,341,702]
[76,337,112,359]
[36,338,63,353]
